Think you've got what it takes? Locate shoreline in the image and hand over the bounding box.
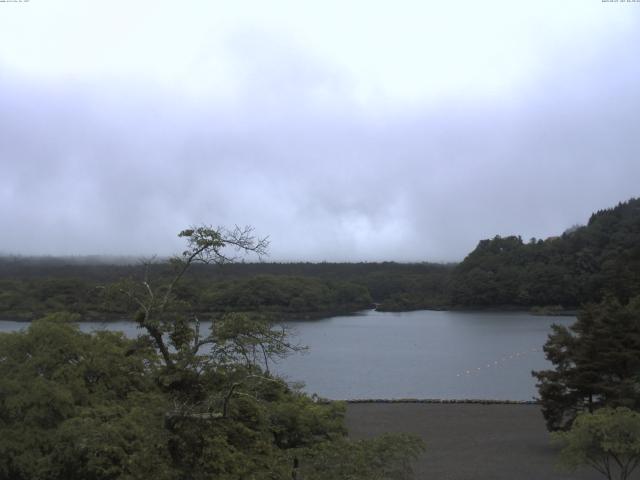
[0,305,578,324]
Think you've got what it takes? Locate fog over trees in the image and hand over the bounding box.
[1,2,639,261]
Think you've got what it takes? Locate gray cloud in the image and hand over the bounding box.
[1,26,639,262]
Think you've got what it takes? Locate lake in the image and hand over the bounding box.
[0,309,574,401]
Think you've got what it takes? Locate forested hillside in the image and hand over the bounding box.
[1,198,638,317]
[0,261,451,320]
[449,198,640,308]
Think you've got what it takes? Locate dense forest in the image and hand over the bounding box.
[1,197,638,319]
[450,198,640,309]
[2,200,640,479]
[0,261,452,320]
[0,228,425,480]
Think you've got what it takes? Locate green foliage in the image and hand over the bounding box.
[0,313,424,480]
[268,395,346,449]
[0,314,169,480]
[0,256,453,320]
[533,296,640,431]
[451,198,640,308]
[553,407,640,480]
[0,227,425,479]
[297,433,425,480]
[202,275,372,316]
[0,273,375,321]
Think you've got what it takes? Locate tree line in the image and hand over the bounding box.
[2,198,638,317]
[0,261,451,320]
[0,226,424,480]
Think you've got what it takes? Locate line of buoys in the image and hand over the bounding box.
[455,348,541,378]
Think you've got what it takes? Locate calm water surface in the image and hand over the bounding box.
[0,310,574,401]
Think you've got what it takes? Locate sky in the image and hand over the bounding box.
[0,0,639,262]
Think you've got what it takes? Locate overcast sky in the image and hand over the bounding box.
[1,1,639,262]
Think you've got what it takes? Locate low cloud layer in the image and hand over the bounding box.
[1,7,639,262]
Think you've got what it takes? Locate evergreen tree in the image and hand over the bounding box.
[533,296,640,431]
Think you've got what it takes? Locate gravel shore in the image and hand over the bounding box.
[345,402,602,480]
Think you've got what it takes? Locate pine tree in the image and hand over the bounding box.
[533,296,640,431]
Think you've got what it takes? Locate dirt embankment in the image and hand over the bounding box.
[345,403,602,480]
